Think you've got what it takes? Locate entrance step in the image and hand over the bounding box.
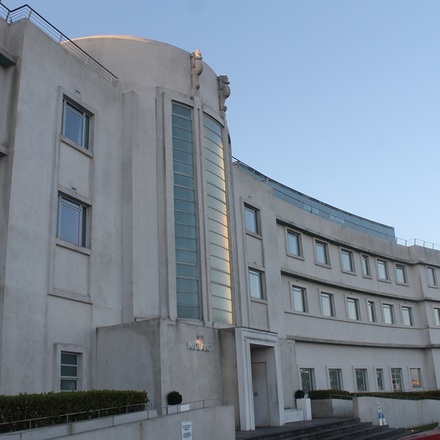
[236,417,409,440]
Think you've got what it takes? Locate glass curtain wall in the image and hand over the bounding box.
[172,103,200,319]
[203,115,233,324]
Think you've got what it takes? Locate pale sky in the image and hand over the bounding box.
[3,0,440,245]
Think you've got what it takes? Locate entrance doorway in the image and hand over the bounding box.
[251,346,270,426]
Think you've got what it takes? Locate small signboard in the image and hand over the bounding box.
[182,421,192,440]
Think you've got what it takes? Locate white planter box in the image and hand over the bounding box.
[296,398,312,420]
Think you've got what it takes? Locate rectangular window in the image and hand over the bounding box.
[410,368,422,388]
[434,308,440,326]
[249,268,264,299]
[315,240,330,266]
[328,368,342,390]
[382,303,394,324]
[300,368,315,395]
[287,231,301,257]
[62,99,90,148]
[57,195,87,247]
[355,369,368,392]
[60,352,78,392]
[292,286,307,312]
[341,250,354,273]
[395,264,407,284]
[321,292,335,317]
[367,300,377,323]
[361,255,371,277]
[391,368,403,391]
[347,297,360,320]
[376,369,385,391]
[244,205,259,234]
[427,267,438,286]
[401,306,413,326]
[377,259,389,280]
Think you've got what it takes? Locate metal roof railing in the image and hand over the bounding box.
[0,3,118,86]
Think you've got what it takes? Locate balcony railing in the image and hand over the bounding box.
[0,3,118,86]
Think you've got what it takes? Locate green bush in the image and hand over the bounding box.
[308,389,352,400]
[167,391,183,405]
[0,390,148,433]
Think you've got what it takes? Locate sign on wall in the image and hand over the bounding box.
[182,421,192,440]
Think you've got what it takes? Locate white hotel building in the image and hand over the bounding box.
[1,5,440,431]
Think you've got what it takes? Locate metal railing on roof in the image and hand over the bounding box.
[233,158,440,251]
[0,3,118,86]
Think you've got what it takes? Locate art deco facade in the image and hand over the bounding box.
[1,5,440,431]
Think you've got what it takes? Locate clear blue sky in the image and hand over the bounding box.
[4,0,440,245]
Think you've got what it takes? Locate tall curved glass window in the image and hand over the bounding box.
[172,103,200,319]
[203,115,233,324]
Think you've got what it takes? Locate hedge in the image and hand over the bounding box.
[0,389,148,433]
[309,389,440,401]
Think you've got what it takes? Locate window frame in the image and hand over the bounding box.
[321,291,335,317]
[57,194,88,248]
[328,368,343,390]
[60,351,79,392]
[315,240,330,267]
[367,300,377,323]
[382,303,395,325]
[248,268,264,300]
[346,296,360,320]
[361,254,371,278]
[287,230,302,258]
[244,204,260,235]
[292,285,307,313]
[434,307,440,326]
[427,267,438,287]
[395,264,408,285]
[401,306,414,326]
[376,259,390,281]
[61,98,91,149]
[409,368,422,389]
[376,368,385,391]
[341,249,355,273]
[391,367,403,391]
[300,368,315,395]
[355,368,368,392]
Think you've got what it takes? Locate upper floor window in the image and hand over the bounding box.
[434,308,440,326]
[249,268,264,299]
[292,286,307,312]
[287,231,302,257]
[57,195,87,247]
[315,240,330,266]
[341,249,355,273]
[401,306,414,326]
[347,297,360,320]
[321,292,335,317]
[367,300,377,323]
[377,259,389,281]
[382,303,395,324]
[395,264,408,284]
[427,267,438,287]
[361,254,371,277]
[62,99,90,149]
[244,205,259,235]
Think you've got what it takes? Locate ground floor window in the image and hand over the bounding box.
[60,352,79,391]
[410,368,422,388]
[355,369,368,391]
[391,368,403,391]
[300,368,315,394]
[376,369,385,391]
[328,368,342,390]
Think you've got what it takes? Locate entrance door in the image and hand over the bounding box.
[251,347,270,426]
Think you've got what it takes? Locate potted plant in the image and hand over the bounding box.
[166,391,189,413]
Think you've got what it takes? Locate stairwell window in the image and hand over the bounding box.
[57,195,87,247]
[62,99,90,149]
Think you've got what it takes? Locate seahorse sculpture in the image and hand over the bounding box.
[190,49,204,91]
[218,74,231,113]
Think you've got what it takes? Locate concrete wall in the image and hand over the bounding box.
[0,406,235,440]
[354,396,440,428]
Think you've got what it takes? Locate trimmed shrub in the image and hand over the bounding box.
[0,389,148,433]
[167,391,183,405]
[309,389,351,400]
[294,389,305,399]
